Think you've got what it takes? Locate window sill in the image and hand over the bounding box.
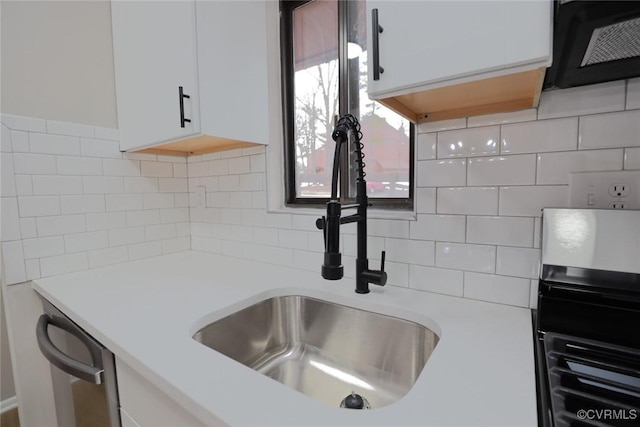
[268,205,417,221]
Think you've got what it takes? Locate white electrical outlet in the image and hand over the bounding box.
[569,170,640,210]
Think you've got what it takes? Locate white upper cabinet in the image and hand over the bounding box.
[366,0,553,123]
[111,0,200,152]
[111,0,275,155]
[195,0,271,147]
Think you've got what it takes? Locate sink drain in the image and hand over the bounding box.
[340,392,371,409]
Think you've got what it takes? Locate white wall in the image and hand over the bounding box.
[0,286,16,403]
[187,79,640,309]
[0,1,117,128]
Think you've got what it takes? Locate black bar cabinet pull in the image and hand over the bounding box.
[372,9,384,81]
[179,86,191,128]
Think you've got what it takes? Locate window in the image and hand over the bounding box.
[280,0,414,209]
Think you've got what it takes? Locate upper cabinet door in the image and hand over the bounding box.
[195,0,272,146]
[111,0,200,151]
[366,0,552,98]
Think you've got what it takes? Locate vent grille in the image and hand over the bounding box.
[581,18,640,66]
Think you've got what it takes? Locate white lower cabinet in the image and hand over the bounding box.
[116,358,210,427]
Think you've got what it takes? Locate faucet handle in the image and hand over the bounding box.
[316,216,327,249]
[380,250,385,272]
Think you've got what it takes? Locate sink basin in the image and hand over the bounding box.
[193,295,439,409]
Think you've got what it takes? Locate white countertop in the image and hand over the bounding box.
[33,250,537,427]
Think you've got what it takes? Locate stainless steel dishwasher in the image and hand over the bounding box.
[36,298,121,427]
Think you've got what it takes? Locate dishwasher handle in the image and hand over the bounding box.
[36,314,105,384]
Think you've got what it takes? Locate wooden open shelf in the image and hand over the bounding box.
[135,135,263,156]
[378,67,546,124]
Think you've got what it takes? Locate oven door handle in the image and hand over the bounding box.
[36,314,104,384]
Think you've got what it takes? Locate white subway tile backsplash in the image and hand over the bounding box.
[36,215,85,237]
[1,114,46,132]
[625,148,640,170]
[385,261,409,287]
[534,217,541,249]
[209,159,229,176]
[253,227,278,246]
[278,229,308,250]
[417,133,437,160]
[435,242,496,273]
[219,175,240,191]
[86,212,126,231]
[18,196,60,217]
[417,159,466,187]
[124,153,156,161]
[159,178,188,193]
[467,155,536,186]
[40,252,88,277]
[229,192,252,209]
[89,246,128,268]
[160,208,189,224]
[1,153,16,197]
[141,161,173,177]
[126,209,160,227]
[33,175,83,195]
[64,231,108,253]
[242,146,265,156]
[103,159,140,177]
[538,81,626,119]
[106,194,143,212]
[418,118,466,133]
[57,156,103,175]
[416,188,436,213]
[83,176,124,194]
[10,131,29,152]
[386,238,435,266]
[409,265,463,297]
[219,149,243,159]
[437,126,499,158]
[93,127,119,141]
[467,216,533,247]
[173,163,188,178]
[627,78,640,110]
[499,186,568,217]
[578,110,640,150]
[13,153,57,175]
[80,138,121,159]
[14,175,33,196]
[496,247,540,279]
[46,120,94,138]
[143,193,175,209]
[1,197,21,241]
[437,187,498,215]
[162,236,190,254]
[536,149,623,185]
[19,218,37,239]
[467,109,536,128]
[128,241,162,261]
[124,177,158,193]
[463,272,530,307]
[501,118,578,155]
[109,227,146,247]
[25,259,40,280]
[1,241,26,283]
[410,214,466,243]
[29,133,80,155]
[228,157,251,174]
[1,124,12,152]
[60,195,106,215]
[239,174,263,191]
[22,236,65,259]
[145,224,176,241]
[250,154,266,173]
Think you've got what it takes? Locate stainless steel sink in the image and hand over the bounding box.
[193,295,439,409]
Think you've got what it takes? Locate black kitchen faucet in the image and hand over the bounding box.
[316,114,387,294]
